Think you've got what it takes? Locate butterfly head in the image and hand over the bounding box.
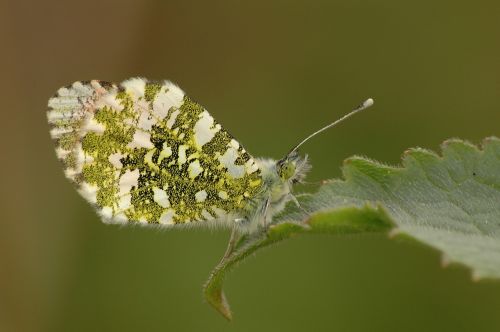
[276,150,310,184]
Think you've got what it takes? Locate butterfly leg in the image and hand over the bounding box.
[290,194,301,209]
[289,193,309,214]
[262,196,271,227]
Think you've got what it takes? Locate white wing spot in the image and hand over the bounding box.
[193,111,220,147]
[113,213,128,223]
[82,116,106,134]
[245,158,259,174]
[47,109,73,122]
[122,77,146,98]
[219,146,245,178]
[153,187,170,208]
[159,209,175,224]
[108,152,125,169]
[213,207,226,218]
[137,111,156,131]
[118,194,132,210]
[96,92,124,112]
[144,149,159,172]
[195,190,207,202]
[201,209,214,220]
[153,82,185,120]
[188,160,203,179]
[55,147,70,159]
[178,145,187,165]
[119,169,140,195]
[99,206,113,220]
[49,127,73,138]
[158,143,172,164]
[72,81,94,96]
[230,139,239,149]
[78,182,98,204]
[127,131,154,149]
[166,109,180,129]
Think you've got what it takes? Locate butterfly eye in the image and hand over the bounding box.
[278,160,296,180]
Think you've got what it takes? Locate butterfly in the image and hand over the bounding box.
[47,78,373,235]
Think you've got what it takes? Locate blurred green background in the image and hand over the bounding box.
[2,1,500,331]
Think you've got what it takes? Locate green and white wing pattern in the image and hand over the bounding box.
[47,78,263,226]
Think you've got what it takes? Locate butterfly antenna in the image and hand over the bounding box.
[286,98,374,158]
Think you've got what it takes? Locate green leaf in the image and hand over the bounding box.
[204,206,393,320]
[204,137,500,320]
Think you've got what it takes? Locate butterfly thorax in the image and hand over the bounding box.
[236,154,310,233]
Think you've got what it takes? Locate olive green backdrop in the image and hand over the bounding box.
[2,1,500,331]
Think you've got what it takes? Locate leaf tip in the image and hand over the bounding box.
[204,285,233,321]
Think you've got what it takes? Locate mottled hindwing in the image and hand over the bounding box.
[47,78,263,226]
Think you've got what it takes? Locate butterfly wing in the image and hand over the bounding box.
[48,78,263,226]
